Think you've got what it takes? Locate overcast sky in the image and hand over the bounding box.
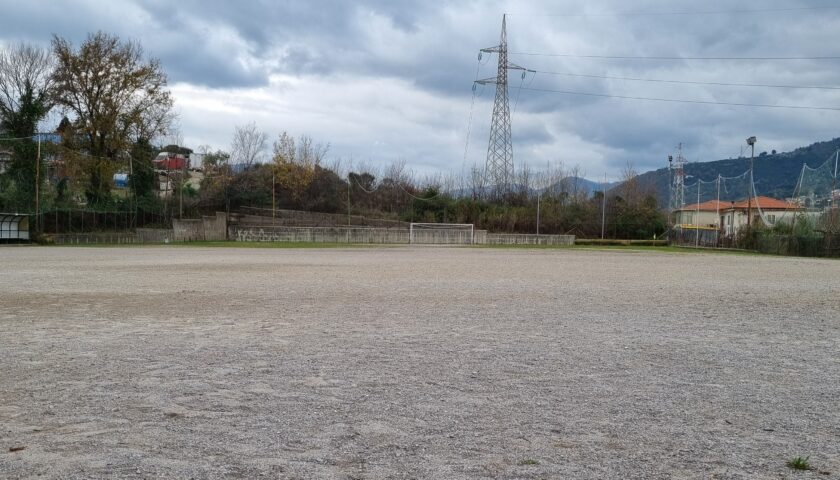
[2,0,839,180]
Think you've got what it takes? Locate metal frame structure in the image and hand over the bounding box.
[475,15,531,194]
[0,213,30,242]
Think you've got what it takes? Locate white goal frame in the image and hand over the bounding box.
[409,223,475,244]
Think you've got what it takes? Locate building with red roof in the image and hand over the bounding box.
[675,196,802,236]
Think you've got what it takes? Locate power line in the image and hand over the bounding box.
[532,69,840,91]
[510,52,840,61]
[506,6,840,18]
[518,86,840,111]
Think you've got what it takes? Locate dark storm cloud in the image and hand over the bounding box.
[2,0,839,178]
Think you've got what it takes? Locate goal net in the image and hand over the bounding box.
[409,223,475,244]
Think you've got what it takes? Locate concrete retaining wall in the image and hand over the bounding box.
[233,226,573,246]
[173,212,228,242]
[234,226,411,244]
[51,233,138,245]
[485,233,575,245]
[137,228,173,243]
[203,212,228,241]
[173,219,204,242]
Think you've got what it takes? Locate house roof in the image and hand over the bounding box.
[678,196,800,212]
[677,199,726,212]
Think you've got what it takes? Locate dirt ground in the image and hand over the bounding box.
[0,246,838,479]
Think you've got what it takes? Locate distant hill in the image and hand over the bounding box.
[635,137,840,206]
[448,176,619,198]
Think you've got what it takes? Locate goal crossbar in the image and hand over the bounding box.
[409,223,475,244]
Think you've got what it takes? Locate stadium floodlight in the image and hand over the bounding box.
[409,223,475,245]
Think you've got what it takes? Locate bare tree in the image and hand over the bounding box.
[517,163,533,198]
[619,160,644,206]
[231,122,267,167]
[0,42,54,136]
[271,131,330,204]
[568,165,588,203]
[384,159,409,186]
[296,134,329,167]
[468,163,486,200]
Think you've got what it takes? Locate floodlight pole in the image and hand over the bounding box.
[746,136,756,233]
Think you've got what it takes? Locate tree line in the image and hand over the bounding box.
[0,32,665,238]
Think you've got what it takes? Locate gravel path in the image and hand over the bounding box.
[0,246,838,479]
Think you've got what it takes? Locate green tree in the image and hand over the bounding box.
[0,43,54,214]
[129,138,156,198]
[51,32,173,205]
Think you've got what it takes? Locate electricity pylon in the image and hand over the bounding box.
[475,14,530,195]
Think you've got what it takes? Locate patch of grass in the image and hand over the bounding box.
[518,458,539,466]
[787,456,811,471]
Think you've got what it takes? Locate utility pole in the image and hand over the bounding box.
[746,136,756,232]
[475,14,533,195]
[128,154,134,228]
[347,174,351,227]
[536,191,540,235]
[179,162,185,220]
[35,133,40,232]
[832,150,838,210]
[601,173,607,239]
[272,166,276,225]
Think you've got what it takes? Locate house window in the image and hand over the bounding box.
[767,214,776,224]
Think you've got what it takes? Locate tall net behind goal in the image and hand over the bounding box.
[409,223,475,244]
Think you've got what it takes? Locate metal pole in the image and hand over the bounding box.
[695,181,701,248]
[716,175,721,245]
[35,133,40,231]
[347,174,351,227]
[129,154,134,229]
[747,142,754,232]
[832,150,838,210]
[536,193,540,235]
[600,173,607,239]
[272,168,276,225]
[179,165,184,220]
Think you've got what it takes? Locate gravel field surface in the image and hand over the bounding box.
[0,246,838,479]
